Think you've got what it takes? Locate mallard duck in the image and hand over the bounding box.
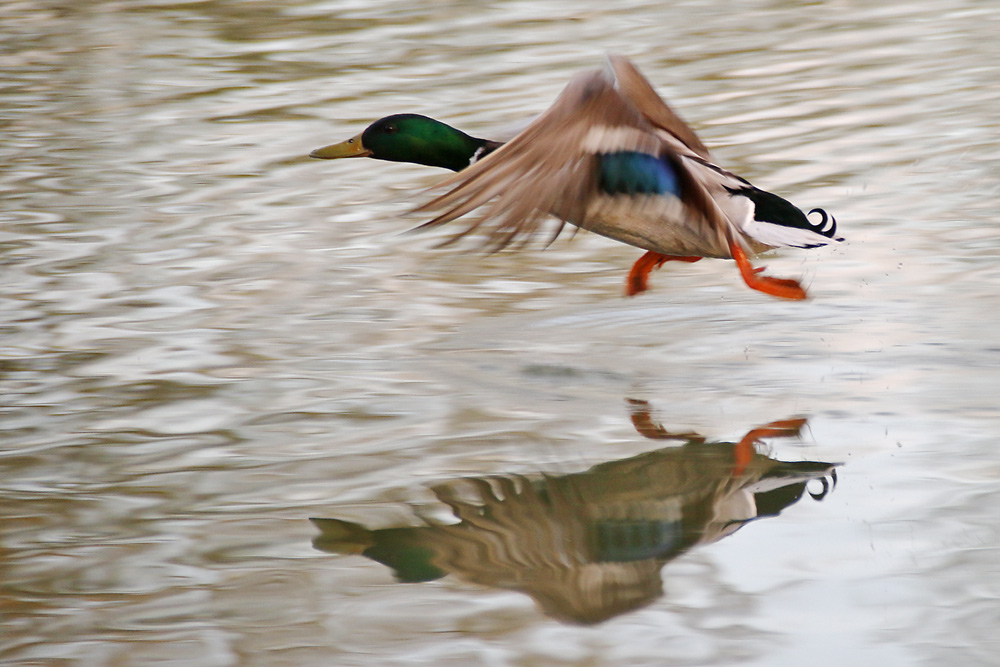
[311,56,841,299]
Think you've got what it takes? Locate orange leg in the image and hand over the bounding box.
[732,418,808,476]
[729,240,808,300]
[625,251,703,297]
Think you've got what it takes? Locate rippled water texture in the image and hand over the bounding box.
[2,0,1000,664]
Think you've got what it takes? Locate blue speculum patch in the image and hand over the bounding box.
[593,519,682,562]
[598,151,681,197]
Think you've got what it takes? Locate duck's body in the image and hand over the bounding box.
[311,56,840,299]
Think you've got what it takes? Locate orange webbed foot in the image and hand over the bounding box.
[626,398,706,443]
[732,417,808,476]
[729,241,808,300]
[741,418,808,442]
[625,251,703,297]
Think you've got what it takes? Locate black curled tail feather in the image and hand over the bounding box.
[807,208,843,242]
[727,185,843,243]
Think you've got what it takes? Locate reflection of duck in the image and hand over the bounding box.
[310,56,840,299]
[312,401,838,625]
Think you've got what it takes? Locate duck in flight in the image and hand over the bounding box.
[311,56,840,299]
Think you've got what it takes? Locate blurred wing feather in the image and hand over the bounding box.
[606,55,712,159]
[414,57,735,253]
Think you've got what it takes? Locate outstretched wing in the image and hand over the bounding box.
[413,56,732,254]
[606,55,711,160]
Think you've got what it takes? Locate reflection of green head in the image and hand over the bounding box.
[310,518,445,583]
[363,529,445,583]
[311,114,492,172]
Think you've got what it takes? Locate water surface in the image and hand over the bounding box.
[2,0,1000,664]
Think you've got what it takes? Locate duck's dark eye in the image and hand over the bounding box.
[383,124,397,134]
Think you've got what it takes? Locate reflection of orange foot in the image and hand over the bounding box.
[626,398,706,443]
[625,251,703,296]
[729,241,808,300]
[732,418,808,475]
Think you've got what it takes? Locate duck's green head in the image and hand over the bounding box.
[310,113,491,172]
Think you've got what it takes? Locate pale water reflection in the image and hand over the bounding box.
[313,401,838,625]
[2,0,1000,664]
